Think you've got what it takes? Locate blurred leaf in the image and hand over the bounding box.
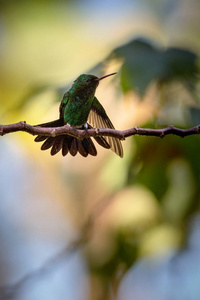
[9,83,72,118]
[162,159,195,222]
[127,134,171,200]
[189,107,200,125]
[89,232,138,278]
[16,84,53,110]
[163,48,198,81]
[127,129,200,221]
[116,231,138,268]
[113,38,163,95]
[108,38,199,96]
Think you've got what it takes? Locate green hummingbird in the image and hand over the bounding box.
[34,73,123,158]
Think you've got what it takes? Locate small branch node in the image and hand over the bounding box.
[134,126,139,133]
[51,129,56,137]
[0,127,3,136]
[19,121,26,129]
[160,131,165,138]
[197,126,200,134]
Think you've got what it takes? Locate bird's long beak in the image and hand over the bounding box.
[95,72,117,81]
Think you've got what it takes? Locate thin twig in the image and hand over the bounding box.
[0,122,200,140]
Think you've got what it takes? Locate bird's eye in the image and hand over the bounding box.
[85,79,90,83]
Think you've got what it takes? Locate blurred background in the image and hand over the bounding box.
[0,0,200,299]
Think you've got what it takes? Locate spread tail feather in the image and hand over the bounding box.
[34,120,111,157]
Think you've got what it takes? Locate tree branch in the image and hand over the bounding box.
[1,121,200,140]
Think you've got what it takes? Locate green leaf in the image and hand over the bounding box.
[109,38,199,96]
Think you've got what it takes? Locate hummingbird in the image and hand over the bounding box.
[34,73,123,158]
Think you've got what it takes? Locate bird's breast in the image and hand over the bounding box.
[63,95,93,127]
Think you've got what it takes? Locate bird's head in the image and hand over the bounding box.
[72,73,117,95]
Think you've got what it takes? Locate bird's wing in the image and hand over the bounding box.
[59,92,69,119]
[88,97,123,157]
